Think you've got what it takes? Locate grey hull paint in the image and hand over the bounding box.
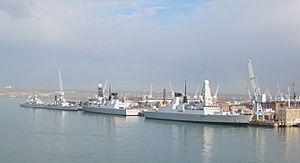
[144,111,252,124]
[44,105,78,111]
[20,104,46,108]
[82,106,140,116]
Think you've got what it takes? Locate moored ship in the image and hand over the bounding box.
[144,80,252,124]
[20,91,46,108]
[44,69,78,111]
[82,83,140,116]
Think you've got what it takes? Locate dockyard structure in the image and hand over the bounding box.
[261,101,283,112]
[277,108,300,127]
[216,101,230,112]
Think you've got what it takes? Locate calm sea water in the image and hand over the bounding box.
[0,98,300,163]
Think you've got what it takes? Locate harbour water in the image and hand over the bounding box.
[1,98,300,163]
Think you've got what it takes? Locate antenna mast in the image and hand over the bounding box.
[293,81,297,108]
[149,83,153,99]
[183,80,188,103]
[58,68,64,94]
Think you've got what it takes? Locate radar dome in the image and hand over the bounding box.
[204,80,210,85]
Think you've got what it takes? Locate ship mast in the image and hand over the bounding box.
[183,80,188,103]
[58,68,64,95]
[149,83,153,99]
[293,81,297,108]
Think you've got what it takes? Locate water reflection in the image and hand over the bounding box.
[29,108,42,121]
[80,113,140,140]
[54,111,66,131]
[81,112,128,134]
[15,103,300,163]
[146,120,217,162]
[250,127,267,162]
[277,127,300,163]
[79,112,143,160]
[144,119,300,162]
[202,126,213,162]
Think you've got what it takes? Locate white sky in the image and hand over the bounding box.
[0,0,300,95]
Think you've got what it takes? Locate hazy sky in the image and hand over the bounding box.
[0,0,300,94]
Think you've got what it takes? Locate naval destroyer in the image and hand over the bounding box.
[82,83,140,116]
[144,80,252,124]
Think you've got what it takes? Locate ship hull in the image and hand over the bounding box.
[144,110,252,124]
[82,105,140,116]
[20,103,46,108]
[45,105,78,111]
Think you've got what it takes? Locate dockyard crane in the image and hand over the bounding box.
[169,81,174,98]
[194,82,200,99]
[275,83,280,101]
[246,87,251,102]
[266,88,272,101]
[287,86,291,108]
[213,84,220,102]
[275,83,285,101]
[247,60,263,115]
[213,84,219,98]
